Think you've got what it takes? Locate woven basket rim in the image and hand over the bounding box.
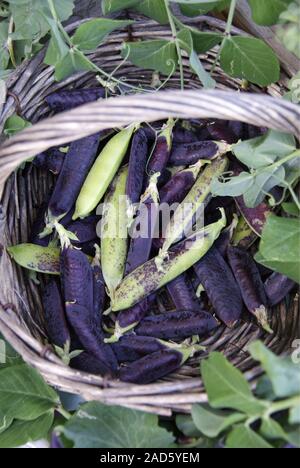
[0,14,299,415]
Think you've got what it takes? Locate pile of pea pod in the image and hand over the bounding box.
[7,88,296,384]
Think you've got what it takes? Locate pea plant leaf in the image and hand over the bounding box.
[220,36,280,86]
[243,166,285,208]
[189,30,223,54]
[72,19,134,51]
[211,172,255,197]
[0,363,59,421]
[178,28,216,88]
[64,402,175,448]
[226,425,273,449]
[54,48,94,81]
[0,412,54,449]
[256,215,300,283]
[289,405,300,425]
[0,21,9,70]
[248,0,293,26]
[121,40,178,75]
[233,130,296,169]
[176,414,202,438]
[249,341,300,398]
[172,0,231,17]
[191,404,246,438]
[134,0,169,24]
[102,0,139,14]
[4,115,31,137]
[201,352,266,415]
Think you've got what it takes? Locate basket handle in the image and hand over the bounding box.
[0,89,299,195]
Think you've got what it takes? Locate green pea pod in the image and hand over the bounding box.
[111,209,227,311]
[73,125,137,220]
[232,216,257,248]
[160,157,229,257]
[7,244,61,275]
[101,166,129,297]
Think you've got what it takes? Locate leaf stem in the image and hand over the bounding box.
[211,0,238,75]
[164,0,184,90]
[56,406,72,420]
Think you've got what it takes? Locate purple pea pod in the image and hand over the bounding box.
[214,215,239,257]
[169,140,230,166]
[48,133,101,221]
[92,249,106,327]
[71,351,111,376]
[173,124,198,144]
[227,246,272,333]
[67,215,99,245]
[65,303,118,375]
[194,247,243,327]
[42,278,70,348]
[265,272,296,307]
[167,274,200,311]
[206,122,238,144]
[33,148,65,175]
[80,241,98,257]
[235,196,271,237]
[119,342,203,384]
[135,309,218,340]
[227,121,247,140]
[50,431,64,449]
[112,335,167,363]
[126,128,150,219]
[30,202,51,247]
[126,173,160,275]
[45,87,105,113]
[147,118,175,177]
[159,164,202,206]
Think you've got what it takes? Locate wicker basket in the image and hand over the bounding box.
[0,14,299,416]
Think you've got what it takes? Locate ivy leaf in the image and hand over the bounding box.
[54,49,94,81]
[0,412,54,449]
[102,0,138,14]
[233,130,296,169]
[0,364,59,421]
[248,0,293,26]
[134,0,169,24]
[191,404,246,438]
[72,19,134,51]
[201,352,266,415]
[64,402,175,448]
[220,36,280,86]
[226,425,273,449]
[211,172,255,197]
[122,40,177,75]
[178,29,216,88]
[256,215,300,282]
[249,341,300,398]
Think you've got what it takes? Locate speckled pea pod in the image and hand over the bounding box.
[232,216,257,248]
[227,246,272,333]
[265,273,296,307]
[101,166,129,297]
[111,209,226,311]
[206,122,238,144]
[119,342,204,384]
[235,196,271,237]
[160,157,229,257]
[169,140,230,166]
[7,244,60,275]
[194,247,243,327]
[73,126,136,220]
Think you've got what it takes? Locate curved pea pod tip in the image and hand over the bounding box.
[111,208,226,312]
[7,244,60,275]
[73,124,138,221]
